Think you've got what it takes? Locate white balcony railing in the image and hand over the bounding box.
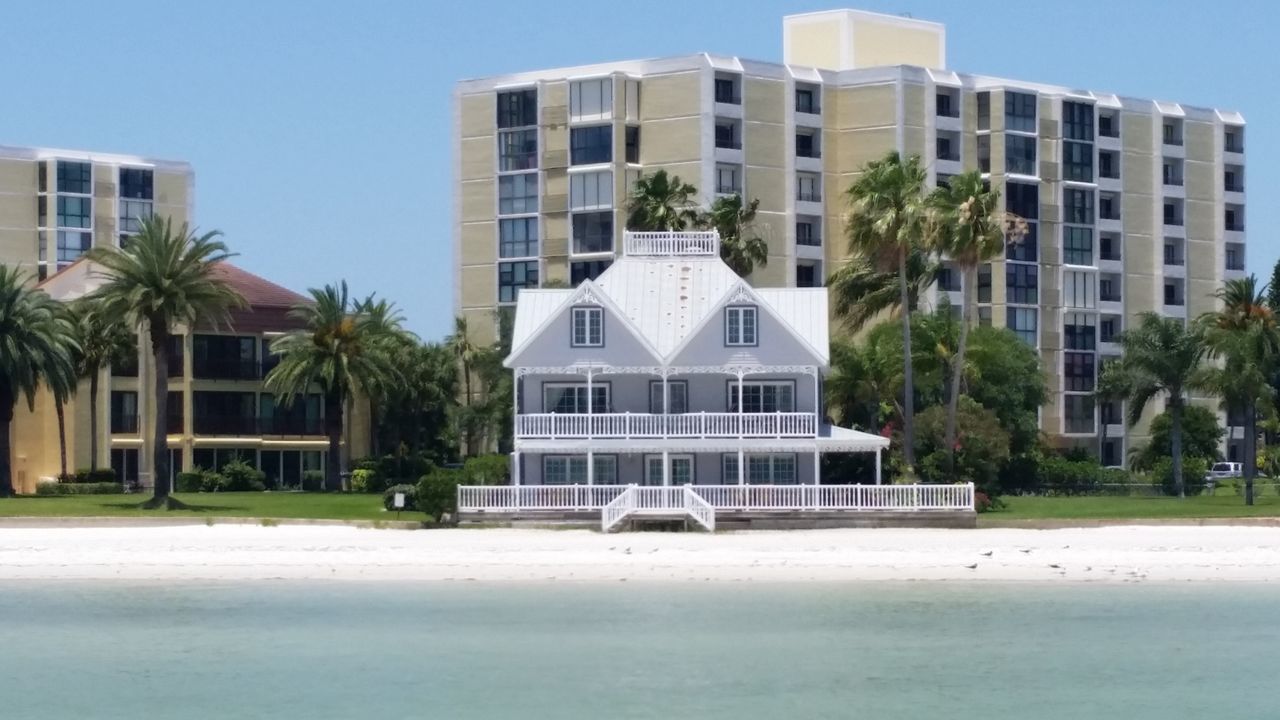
[624,231,719,257]
[515,412,817,439]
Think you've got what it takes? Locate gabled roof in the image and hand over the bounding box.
[37,259,307,309]
[506,280,663,367]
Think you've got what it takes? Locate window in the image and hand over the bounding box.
[1006,264,1038,304]
[1005,135,1036,175]
[711,164,740,195]
[1098,151,1118,179]
[571,307,604,347]
[571,260,612,284]
[714,77,740,104]
[625,126,640,164]
[119,198,152,236]
[796,172,821,202]
[1099,193,1120,220]
[796,131,819,158]
[56,161,91,194]
[1224,126,1244,153]
[1062,101,1094,141]
[1162,118,1183,146]
[937,267,961,292]
[976,135,990,173]
[796,220,819,246]
[725,306,757,346]
[543,384,608,414]
[1005,91,1036,133]
[936,136,956,161]
[192,335,257,380]
[1163,239,1184,266]
[936,173,953,189]
[1063,227,1093,266]
[1163,200,1182,226]
[497,89,537,128]
[1225,205,1244,232]
[57,196,90,228]
[1100,317,1119,343]
[1065,395,1095,434]
[1100,276,1121,302]
[1063,270,1096,309]
[728,381,794,413]
[724,454,797,484]
[649,381,688,414]
[978,306,993,326]
[936,91,957,118]
[110,391,139,434]
[498,217,538,258]
[796,261,821,288]
[498,129,538,171]
[1162,158,1183,186]
[1064,313,1096,351]
[119,168,153,199]
[1226,243,1244,272]
[976,92,990,131]
[498,261,538,303]
[1098,112,1118,138]
[570,125,611,165]
[1224,167,1243,192]
[795,86,819,114]
[1065,352,1096,392]
[568,213,611,255]
[1063,141,1092,182]
[1099,233,1121,261]
[977,264,992,303]
[56,231,91,263]
[498,173,538,215]
[1064,188,1094,225]
[569,78,612,122]
[1006,181,1039,221]
[1007,307,1037,345]
[1007,223,1037,262]
[646,455,694,486]
[569,170,612,211]
[544,455,616,485]
[715,121,741,149]
[1164,280,1184,306]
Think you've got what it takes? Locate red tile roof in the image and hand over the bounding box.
[212,263,309,309]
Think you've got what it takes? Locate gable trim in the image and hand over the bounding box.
[665,280,828,367]
[505,279,662,367]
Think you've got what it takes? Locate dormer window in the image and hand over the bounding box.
[725,306,757,346]
[571,307,603,347]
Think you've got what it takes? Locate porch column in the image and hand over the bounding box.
[813,367,820,437]
[586,368,594,440]
[874,448,882,485]
[513,451,521,486]
[813,448,820,485]
[737,448,744,486]
[587,449,594,486]
[736,369,745,438]
[661,369,669,439]
[662,450,670,486]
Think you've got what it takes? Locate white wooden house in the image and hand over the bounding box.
[456,231,974,530]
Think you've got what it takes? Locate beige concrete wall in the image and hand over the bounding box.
[850,21,944,69]
[640,72,700,121]
[832,84,897,129]
[784,18,844,70]
[641,117,701,165]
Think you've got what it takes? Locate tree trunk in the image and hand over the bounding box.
[944,267,974,474]
[1171,400,1184,499]
[325,390,344,492]
[898,248,915,470]
[1245,398,1257,506]
[89,371,100,472]
[0,388,14,497]
[56,401,68,479]
[150,327,171,503]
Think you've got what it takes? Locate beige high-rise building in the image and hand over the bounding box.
[453,9,1247,463]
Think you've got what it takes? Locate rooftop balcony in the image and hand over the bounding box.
[623,231,719,257]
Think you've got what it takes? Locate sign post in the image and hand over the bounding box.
[393,492,405,520]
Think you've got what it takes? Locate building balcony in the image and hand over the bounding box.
[515,412,819,440]
[261,415,325,436]
[110,414,139,434]
[190,414,325,437]
[193,358,262,381]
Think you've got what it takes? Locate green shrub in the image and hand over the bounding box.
[35,481,123,495]
[302,470,326,492]
[64,468,117,484]
[915,398,1010,497]
[383,483,418,511]
[417,468,465,521]
[219,460,267,492]
[461,454,509,486]
[176,472,205,493]
[351,468,381,494]
[1153,456,1209,497]
[1037,456,1101,496]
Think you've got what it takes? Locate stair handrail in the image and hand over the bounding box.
[682,486,716,532]
[601,484,638,532]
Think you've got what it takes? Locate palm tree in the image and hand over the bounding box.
[71,301,134,472]
[0,266,79,496]
[826,245,939,333]
[87,216,244,507]
[1094,359,1132,470]
[447,316,480,456]
[266,282,404,491]
[49,349,78,480]
[926,171,1027,470]
[702,194,768,277]
[1200,276,1280,505]
[844,151,928,470]
[625,170,700,231]
[1114,312,1210,498]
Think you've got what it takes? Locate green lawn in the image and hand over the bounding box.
[986,494,1280,522]
[0,492,428,522]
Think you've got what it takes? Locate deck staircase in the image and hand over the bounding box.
[601,485,716,532]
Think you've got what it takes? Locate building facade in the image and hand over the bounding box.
[453,8,1246,464]
[10,261,371,494]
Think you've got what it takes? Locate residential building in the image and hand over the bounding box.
[453,8,1246,464]
[9,261,371,493]
[0,145,193,279]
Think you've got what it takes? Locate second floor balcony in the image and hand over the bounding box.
[193,357,262,381]
[516,411,818,440]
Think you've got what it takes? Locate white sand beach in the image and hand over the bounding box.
[2,524,1280,582]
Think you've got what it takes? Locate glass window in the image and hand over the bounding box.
[1006,264,1038,304]
[1065,352,1096,392]
[571,307,603,347]
[725,306,757,346]
[1007,223,1037,262]
[937,267,960,292]
[1098,151,1117,179]
[1064,188,1094,225]
[936,91,956,117]
[1100,317,1119,343]
[1098,113,1118,138]
[625,126,640,164]
[1064,312,1096,350]
[56,230,91,263]
[976,134,990,173]
[569,78,612,122]
[498,261,538,303]
[57,196,90,228]
[976,92,990,131]
[570,125,611,165]
[796,262,821,288]
[1063,227,1093,266]
[569,170,612,210]
[1005,91,1037,133]
[497,173,538,215]
[715,122,740,149]
[1007,307,1037,345]
[543,384,609,414]
[56,161,91,194]
[1064,395,1095,434]
[572,212,613,254]
[118,168,153,200]
[497,89,537,129]
[498,129,538,171]
[119,198,152,235]
[498,218,538,258]
[571,260,611,284]
[796,220,819,246]
[725,454,798,484]
[1063,141,1093,182]
[649,381,688,414]
[1005,135,1036,175]
[796,86,818,114]
[728,382,794,413]
[1099,233,1120,261]
[1006,182,1039,220]
[714,77,740,104]
[796,172,820,202]
[1063,101,1094,141]
[717,165,742,195]
[1063,269,1096,309]
[977,264,992,303]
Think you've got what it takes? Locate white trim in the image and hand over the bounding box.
[666,279,828,367]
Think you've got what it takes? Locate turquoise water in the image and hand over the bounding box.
[2,581,1277,719]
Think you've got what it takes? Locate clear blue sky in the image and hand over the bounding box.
[3,0,1272,340]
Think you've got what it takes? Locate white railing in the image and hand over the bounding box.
[600,485,717,531]
[515,412,817,439]
[624,231,719,256]
[683,487,716,531]
[601,487,637,532]
[460,483,976,514]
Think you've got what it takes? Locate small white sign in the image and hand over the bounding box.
[393,492,406,510]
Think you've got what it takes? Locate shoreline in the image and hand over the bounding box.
[2,525,1280,583]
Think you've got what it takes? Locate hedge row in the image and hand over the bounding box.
[35,482,123,495]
